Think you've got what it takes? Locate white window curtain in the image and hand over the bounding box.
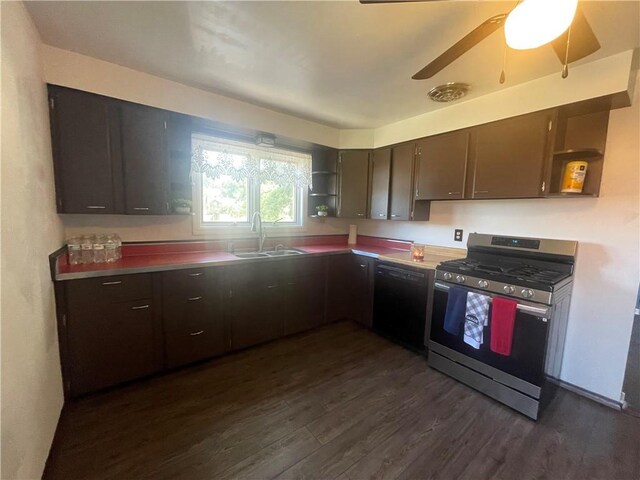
[191,135,312,189]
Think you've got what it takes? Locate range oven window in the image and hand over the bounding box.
[430,288,549,387]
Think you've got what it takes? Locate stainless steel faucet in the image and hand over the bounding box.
[251,212,266,252]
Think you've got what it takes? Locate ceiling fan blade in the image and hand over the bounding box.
[412,14,507,80]
[551,8,600,64]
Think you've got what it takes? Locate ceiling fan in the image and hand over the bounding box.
[360,0,600,81]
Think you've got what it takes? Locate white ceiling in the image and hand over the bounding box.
[26,1,640,129]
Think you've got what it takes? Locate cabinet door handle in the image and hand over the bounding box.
[357,213,365,217]
[101,281,122,286]
[474,190,489,194]
[188,272,203,277]
[415,188,419,198]
[86,205,106,209]
[360,264,367,268]
[131,304,150,310]
[448,191,461,195]
[267,284,278,289]
[133,207,150,211]
[188,296,202,301]
[189,330,204,336]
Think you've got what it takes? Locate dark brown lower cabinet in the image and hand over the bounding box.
[352,255,375,327]
[162,268,225,369]
[67,300,158,397]
[283,258,325,335]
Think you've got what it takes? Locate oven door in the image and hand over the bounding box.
[429,281,550,396]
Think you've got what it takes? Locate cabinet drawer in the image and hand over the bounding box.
[165,327,224,369]
[162,267,215,298]
[67,274,152,305]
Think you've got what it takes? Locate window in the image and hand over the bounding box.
[191,134,312,232]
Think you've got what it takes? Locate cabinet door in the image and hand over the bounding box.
[49,87,123,214]
[326,254,357,323]
[121,104,169,214]
[369,148,391,220]
[162,268,226,369]
[284,274,325,336]
[66,299,158,396]
[471,111,552,199]
[229,283,284,350]
[415,130,469,200]
[166,113,193,213]
[352,255,375,327]
[338,150,370,219]
[389,143,415,221]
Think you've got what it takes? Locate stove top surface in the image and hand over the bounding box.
[437,257,571,290]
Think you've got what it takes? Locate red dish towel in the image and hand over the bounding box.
[490,297,517,356]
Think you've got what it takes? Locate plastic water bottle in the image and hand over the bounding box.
[67,237,82,265]
[105,234,118,263]
[80,236,94,264]
[93,235,107,263]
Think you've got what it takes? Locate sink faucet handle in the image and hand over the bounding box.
[275,243,286,252]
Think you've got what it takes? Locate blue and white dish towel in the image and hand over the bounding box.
[464,292,490,349]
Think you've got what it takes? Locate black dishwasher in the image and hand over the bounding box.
[373,262,429,351]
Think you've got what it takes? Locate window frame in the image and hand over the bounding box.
[192,135,309,235]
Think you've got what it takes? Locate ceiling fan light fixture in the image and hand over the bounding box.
[427,82,470,103]
[505,0,578,50]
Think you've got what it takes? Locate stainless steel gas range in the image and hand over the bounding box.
[427,233,578,420]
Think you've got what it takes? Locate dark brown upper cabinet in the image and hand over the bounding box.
[369,148,391,220]
[49,86,124,214]
[121,104,170,215]
[389,143,415,221]
[415,130,469,201]
[468,110,555,199]
[337,150,371,219]
[48,85,192,216]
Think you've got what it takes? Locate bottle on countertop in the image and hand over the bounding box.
[105,234,118,263]
[93,235,107,263]
[67,237,82,265]
[80,235,94,264]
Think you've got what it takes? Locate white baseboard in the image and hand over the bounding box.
[549,378,623,410]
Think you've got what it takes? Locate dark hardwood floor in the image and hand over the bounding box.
[45,322,640,480]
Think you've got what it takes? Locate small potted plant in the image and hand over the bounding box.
[315,204,329,217]
[172,198,192,214]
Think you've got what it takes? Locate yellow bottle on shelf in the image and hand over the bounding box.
[561,161,588,193]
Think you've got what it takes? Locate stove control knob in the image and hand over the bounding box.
[455,275,466,284]
[443,272,453,281]
[503,285,515,294]
[478,280,489,288]
[521,289,534,299]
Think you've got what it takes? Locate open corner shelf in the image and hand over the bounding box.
[545,192,598,198]
[552,148,603,161]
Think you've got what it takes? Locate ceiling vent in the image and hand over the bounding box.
[427,82,470,103]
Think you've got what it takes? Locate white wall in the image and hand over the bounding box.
[343,75,640,401]
[1,3,66,479]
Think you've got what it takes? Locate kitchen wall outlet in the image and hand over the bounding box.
[454,229,463,242]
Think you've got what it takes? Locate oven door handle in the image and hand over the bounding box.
[433,282,550,319]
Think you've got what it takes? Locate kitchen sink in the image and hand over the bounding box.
[233,249,305,259]
[233,252,270,259]
[265,249,304,256]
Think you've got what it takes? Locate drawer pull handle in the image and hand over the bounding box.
[391,214,400,218]
[448,191,461,195]
[86,205,106,209]
[190,330,204,336]
[360,264,367,268]
[133,207,150,211]
[188,272,203,277]
[267,284,278,289]
[102,281,122,286]
[356,213,365,217]
[287,282,296,286]
[188,296,202,301]
[474,190,489,194]
[378,213,386,217]
[131,304,150,310]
